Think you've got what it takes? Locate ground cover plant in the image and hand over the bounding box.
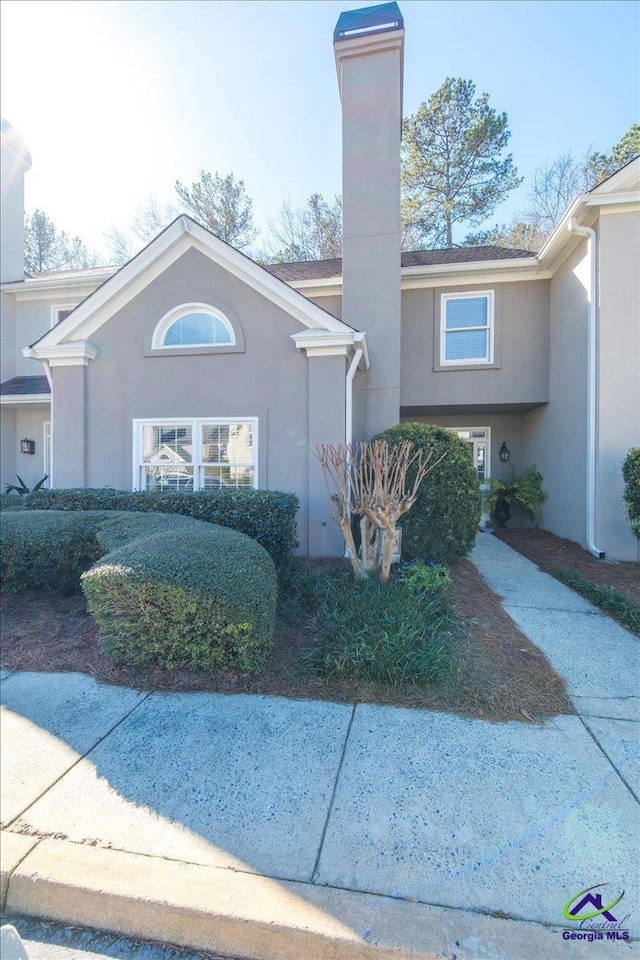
[495,527,640,636]
[297,562,455,686]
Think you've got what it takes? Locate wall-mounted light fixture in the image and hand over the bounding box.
[499,442,510,463]
[20,438,36,455]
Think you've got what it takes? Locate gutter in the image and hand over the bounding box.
[568,220,605,559]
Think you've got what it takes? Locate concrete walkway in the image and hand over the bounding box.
[1,532,638,959]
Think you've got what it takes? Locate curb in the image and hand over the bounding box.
[1,831,597,960]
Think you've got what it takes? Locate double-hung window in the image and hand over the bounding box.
[441,291,494,365]
[134,418,257,492]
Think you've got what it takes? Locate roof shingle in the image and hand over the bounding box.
[265,245,536,282]
[0,376,51,396]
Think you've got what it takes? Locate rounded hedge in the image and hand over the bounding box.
[372,423,482,562]
[1,510,277,673]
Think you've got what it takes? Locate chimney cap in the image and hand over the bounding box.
[334,2,403,43]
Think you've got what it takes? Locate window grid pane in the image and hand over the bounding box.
[445,329,488,361]
[142,425,193,464]
[445,297,488,330]
[143,466,194,491]
[201,466,255,489]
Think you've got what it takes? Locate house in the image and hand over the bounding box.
[1,2,638,561]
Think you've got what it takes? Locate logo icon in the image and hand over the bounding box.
[563,884,625,923]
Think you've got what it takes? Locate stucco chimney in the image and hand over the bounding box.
[1,120,32,283]
[334,2,404,437]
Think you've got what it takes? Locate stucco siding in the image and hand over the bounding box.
[1,405,49,490]
[597,209,640,560]
[52,247,346,555]
[523,243,588,547]
[400,280,550,409]
[1,292,17,382]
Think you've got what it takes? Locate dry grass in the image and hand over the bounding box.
[0,555,573,724]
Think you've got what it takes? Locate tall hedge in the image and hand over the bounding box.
[22,488,298,565]
[622,448,640,539]
[373,423,482,562]
[1,510,105,594]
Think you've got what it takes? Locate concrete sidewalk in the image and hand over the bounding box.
[1,533,639,959]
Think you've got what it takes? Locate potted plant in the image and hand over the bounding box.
[486,467,547,528]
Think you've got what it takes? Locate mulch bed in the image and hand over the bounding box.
[494,528,640,602]
[0,558,574,724]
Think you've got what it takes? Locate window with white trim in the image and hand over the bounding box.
[152,303,235,349]
[134,418,257,492]
[451,427,490,481]
[50,304,77,328]
[441,292,494,365]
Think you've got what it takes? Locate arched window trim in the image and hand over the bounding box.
[151,302,236,350]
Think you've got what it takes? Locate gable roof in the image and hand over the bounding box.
[26,216,360,361]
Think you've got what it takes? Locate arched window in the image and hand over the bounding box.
[152,303,236,350]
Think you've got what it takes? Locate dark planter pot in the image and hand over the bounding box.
[493,497,511,528]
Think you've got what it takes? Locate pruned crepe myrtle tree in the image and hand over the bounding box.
[316,440,444,583]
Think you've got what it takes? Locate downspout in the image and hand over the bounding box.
[43,360,53,488]
[568,220,605,558]
[345,345,363,448]
[344,343,363,560]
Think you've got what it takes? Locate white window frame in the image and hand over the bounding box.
[132,417,259,492]
[440,291,494,366]
[50,304,78,329]
[151,303,236,350]
[449,427,491,481]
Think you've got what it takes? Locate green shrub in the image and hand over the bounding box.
[303,567,455,686]
[399,562,451,594]
[0,494,25,512]
[24,488,298,565]
[373,423,482,562]
[622,448,640,539]
[1,509,277,672]
[1,510,104,594]
[83,524,277,672]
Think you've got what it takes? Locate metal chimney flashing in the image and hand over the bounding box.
[334,2,403,43]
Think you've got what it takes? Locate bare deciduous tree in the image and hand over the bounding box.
[316,440,444,583]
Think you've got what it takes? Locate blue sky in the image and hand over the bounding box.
[2,0,638,258]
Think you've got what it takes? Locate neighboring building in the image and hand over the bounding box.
[1,3,638,560]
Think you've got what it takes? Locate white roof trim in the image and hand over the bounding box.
[29,217,353,357]
[0,394,50,405]
[24,340,99,366]
[588,156,640,194]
